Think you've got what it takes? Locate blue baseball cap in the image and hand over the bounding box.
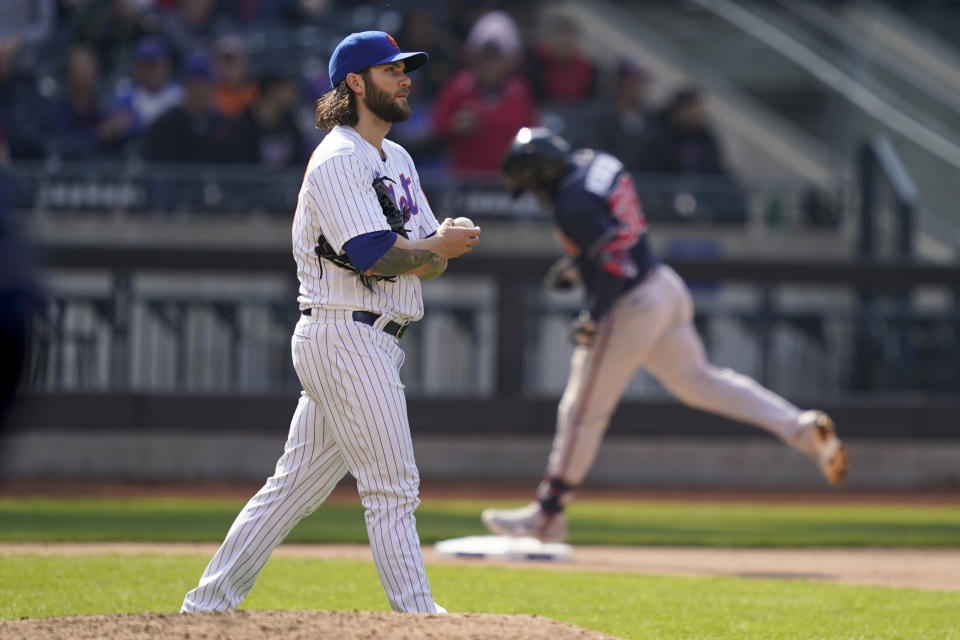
[133,36,169,61]
[328,31,428,87]
[183,51,212,80]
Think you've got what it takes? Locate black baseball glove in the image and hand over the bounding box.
[314,176,411,289]
[314,235,380,288]
[372,176,409,239]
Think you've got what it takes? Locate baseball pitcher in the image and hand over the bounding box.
[182,31,480,614]
[482,127,848,543]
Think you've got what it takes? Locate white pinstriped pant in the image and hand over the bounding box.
[548,265,804,485]
[181,310,436,613]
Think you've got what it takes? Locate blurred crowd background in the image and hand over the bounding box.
[0,0,736,182]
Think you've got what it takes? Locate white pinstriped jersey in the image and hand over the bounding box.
[293,125,439,324]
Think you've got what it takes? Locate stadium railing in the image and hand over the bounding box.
[10,161,844,227]
[24,244,960,397]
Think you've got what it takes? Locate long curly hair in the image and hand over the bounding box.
[314,69,370,130]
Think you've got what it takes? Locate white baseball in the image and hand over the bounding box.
[452,216,475,228]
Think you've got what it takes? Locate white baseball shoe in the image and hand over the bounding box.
[791,410,849,487]
[481,501,568,543]
[432,602,447,614]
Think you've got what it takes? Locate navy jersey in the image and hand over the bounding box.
[553,149,659,321]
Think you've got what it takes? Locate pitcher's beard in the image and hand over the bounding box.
[364,83,411,123]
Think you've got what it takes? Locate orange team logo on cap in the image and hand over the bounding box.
[385,34,400,50]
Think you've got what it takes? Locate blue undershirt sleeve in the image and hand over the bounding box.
[343,230,398,273]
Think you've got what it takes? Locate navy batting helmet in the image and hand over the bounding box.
[501,127,571,197]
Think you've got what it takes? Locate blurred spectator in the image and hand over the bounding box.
[99,36,183,152]
[295,63,331,150]
[527,15,598,104]
[0,162,39,437]
[221,0,301,23]
[462,8,522,56]
[640,87,745,222]
[387,10,459,169]
[594,60,652,172]
[235,73,306,168]
[300,60,331,102]
[143,52,237,164]
[153,0,181,12]
[70,0,155,76]
[640,87,727,175]
[283,0,334,24]
[432,10,536,173]
[0,123,8,165]
[398,8,460,101]
[447,0,503,42]
[47,45,105,160]
[0,39,50,160]
[0,0,54,62]
[159,0,234,63]
[389,97,446,170]
[211,34,259,118]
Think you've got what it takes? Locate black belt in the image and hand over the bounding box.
[301,308,409,339]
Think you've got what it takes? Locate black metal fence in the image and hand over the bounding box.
[23,245,960,400]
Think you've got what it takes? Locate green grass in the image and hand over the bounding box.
[1,497,959,547]
[2,498,958,638]
[1,554,958,639]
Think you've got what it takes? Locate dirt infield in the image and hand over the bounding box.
[0,610,624,640]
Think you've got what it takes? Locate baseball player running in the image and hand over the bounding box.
[181,31,480,614]
[482,127,848,543]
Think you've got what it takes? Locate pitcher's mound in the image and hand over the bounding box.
[0,610,625,640]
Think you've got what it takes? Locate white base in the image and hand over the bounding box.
[433,535,572,562]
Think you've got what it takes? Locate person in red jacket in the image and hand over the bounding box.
[432,11,536,174]
[527,15,598,104]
